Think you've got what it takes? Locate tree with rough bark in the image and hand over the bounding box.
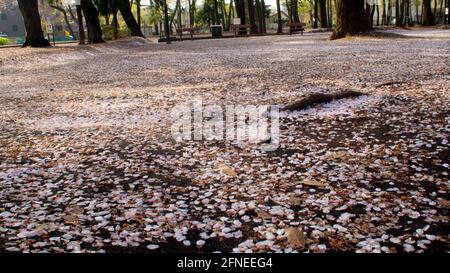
[235,0,247,34]
[81,0,104,43]
[292,0,300,23]
[422,0,435,25]
[318,0,327,27]
[276,0,282,33]
[117,0,144,37]
[248,0,257,33]
[16,0,51,47]
[260,0,266,32]
[332,0,370,39]
[313,0,318,28]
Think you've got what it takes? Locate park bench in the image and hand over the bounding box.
[176,27,196,40]
[286,22,305,35]
[231,24,251,37]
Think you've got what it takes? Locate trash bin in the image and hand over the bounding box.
[211,25,223,38]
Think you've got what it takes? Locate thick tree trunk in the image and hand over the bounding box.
[276,0,282,33]
[17,0,50,47]
[292,0,300,23]
[213,0,219,24]
[319,0,328,27]
[81,0,104,43]
[235,0,246,23]
[332,0,370,39]
[261,0,266,32]
[117,0,145,37]
[248,0,257,33]
[437,0,445,24]
[422,0,436,25]
[395,0,403,26]
[255,0,263,32]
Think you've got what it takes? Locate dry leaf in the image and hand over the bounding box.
[285,227,306,249]
[62,214,80,225]
[255,209,272,220]
[301,179,325,188]
[217,163,237,177]
[289,196,302,206]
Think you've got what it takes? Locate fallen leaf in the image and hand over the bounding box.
[285,227,306,249]
[301,179,325,188]
[255,209,272,220]
[217,163,237,176]
[289,196,302,206]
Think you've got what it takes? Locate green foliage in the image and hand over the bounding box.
[101,24,130,40]
[143,0,163,25]
[0,37,10,46]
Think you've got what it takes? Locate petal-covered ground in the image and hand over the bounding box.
[0,28,449,253]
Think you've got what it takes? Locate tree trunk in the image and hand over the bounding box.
[405,0,412,26]
[214,0,219,25]
[332,0,370,39]
[255,0,262,32]
[292,0,300,23]
[387,0,392,25]
[17,0,50,47]
[395,0,403,26]
[248,0,257,33]
[112,10,119,40]
[260,0,266,32]
[81,0,104,43]
[68,5,78,26]
[319,0,328,27]
[137,0,142,29]
[177,0,182,26]
[328,0,333,27]
[376,4,380,26]
[235,0,246,23]
[415,1,419,24]
[369,4,376,28]
[447,0,450,24]
[422,0,436,25]
[227,0,234,30]
[276,0,282,33]
[117,0,145,37]
[437,0,444,24]
[313,0,318,28]
[221,0,227,27]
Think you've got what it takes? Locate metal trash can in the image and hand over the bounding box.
[211,25,223,38]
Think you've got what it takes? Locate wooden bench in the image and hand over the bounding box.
[176,27,196,40]
[286,22,305,35]
[231,24,251,37]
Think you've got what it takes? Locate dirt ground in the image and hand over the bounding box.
[0,28,449,253]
